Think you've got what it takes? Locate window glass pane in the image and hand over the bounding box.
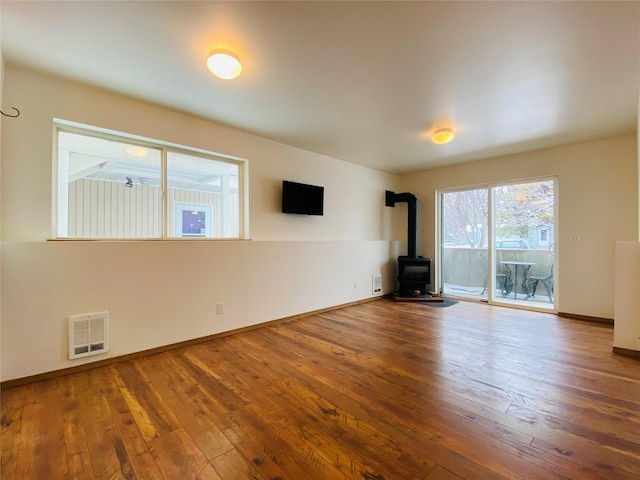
[58,131,162,238]
[440,188,489,299]
[167,152,240,238]
[493,179,554,309]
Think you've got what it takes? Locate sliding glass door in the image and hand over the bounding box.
[439,178,556,311]
[492,179,555,309]
[440,188,489,299]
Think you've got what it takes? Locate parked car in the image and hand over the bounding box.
[495,239,529,249]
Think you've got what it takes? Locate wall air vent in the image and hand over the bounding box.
[372,274,383,295]
[68,312,109,360]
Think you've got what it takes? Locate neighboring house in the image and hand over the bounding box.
[529,225,554,249]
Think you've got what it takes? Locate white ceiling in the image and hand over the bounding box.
[2,1,639,174]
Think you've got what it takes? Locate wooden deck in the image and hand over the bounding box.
[2,298,639,479]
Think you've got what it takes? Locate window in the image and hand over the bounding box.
[539,228,549,245]
[56,123,245,239]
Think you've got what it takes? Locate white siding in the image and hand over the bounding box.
[68,179,162,238]
[67,179,238,238]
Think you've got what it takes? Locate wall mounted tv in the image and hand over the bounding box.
[282,180,324,216]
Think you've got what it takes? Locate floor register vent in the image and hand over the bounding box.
[68,312,109,360]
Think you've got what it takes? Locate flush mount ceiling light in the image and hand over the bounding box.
[207,50,242,80]
[432,128,454,144]
[126,146,148,157]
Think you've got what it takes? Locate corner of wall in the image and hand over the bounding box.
[0,43,5,374]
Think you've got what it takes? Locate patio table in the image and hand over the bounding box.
[499,261,535,299]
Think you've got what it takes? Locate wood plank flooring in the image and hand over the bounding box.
[2,298,639,479]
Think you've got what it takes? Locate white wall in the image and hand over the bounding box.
[0,48,4,381]
[611,85,640,353]
[1,64,400,381]
[2,240,396,380]
[614,241,640,351]
[399,136,639,320]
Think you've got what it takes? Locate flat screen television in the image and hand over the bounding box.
[282,180,324,215]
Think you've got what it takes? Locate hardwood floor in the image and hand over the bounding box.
[2,298,639,479]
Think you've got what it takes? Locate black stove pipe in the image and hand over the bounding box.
[385,190,418,258]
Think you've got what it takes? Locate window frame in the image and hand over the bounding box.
[53,119,249,240]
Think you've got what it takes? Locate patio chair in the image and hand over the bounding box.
[479,253,508,296]
[529,265,554,303]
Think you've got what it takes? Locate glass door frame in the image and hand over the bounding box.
[436,176,558,313]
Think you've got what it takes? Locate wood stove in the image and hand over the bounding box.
[397,256,431,296]
[386,190,432,296]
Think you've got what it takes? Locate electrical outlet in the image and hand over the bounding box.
[354,281,358,289]
[216,303,224,314]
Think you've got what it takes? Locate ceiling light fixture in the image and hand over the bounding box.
[207,50,242,80]
[432,128,454,144]
[126,146,148,157]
